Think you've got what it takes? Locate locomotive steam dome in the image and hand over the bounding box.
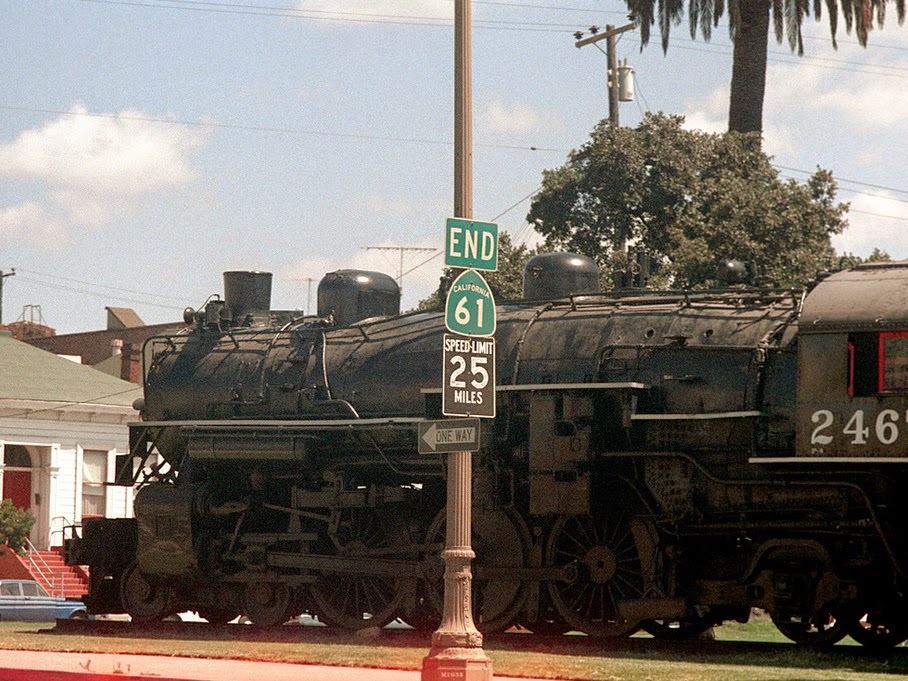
[317,269,401,326]
[523,252,600,300]
[223,270,272,327]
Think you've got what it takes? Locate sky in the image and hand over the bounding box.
[2,0,907,334]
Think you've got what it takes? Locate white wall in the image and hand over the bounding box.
[0,402,136,550]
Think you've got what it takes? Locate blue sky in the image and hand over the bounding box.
[2,1,906,334]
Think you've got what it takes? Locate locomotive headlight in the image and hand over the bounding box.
[183,307,196,324]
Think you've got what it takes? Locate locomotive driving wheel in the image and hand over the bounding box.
[544,506,647,638]
[848,604,908,650]
[770,603,849,647]
[421,506,532,634]
[242,581,292,626]
[120,563,176,623]
[309,507,407,630]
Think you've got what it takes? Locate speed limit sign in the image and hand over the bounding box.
[442,333,496,418]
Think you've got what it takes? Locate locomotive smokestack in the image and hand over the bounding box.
[223,271,272,327]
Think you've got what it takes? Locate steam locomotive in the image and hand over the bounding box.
[65,255,908,649]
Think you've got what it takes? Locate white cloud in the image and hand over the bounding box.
[764,33,908,129]
[0,201,66,243]
[681,86,726,134]
[832,192,908,260]
[481,98,561,135]
[0,104,207,244]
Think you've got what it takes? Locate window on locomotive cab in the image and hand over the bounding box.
[849,333,879,397]
[879,332,908,392]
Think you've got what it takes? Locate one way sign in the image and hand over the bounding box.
[417,418,481,454]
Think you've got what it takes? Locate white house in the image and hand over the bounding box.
[0,330,142,550]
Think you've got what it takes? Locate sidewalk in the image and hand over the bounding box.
[0,649,563,681]
[0,649,416,681]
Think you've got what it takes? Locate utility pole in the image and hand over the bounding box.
[364,245,436,292]
[575,21,636,127]
[0,269,15,325]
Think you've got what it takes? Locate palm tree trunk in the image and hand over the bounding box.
[728,0,770,134]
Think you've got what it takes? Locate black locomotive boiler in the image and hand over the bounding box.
[66,257,908,648]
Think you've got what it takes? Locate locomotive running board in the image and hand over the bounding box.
[264,551,423,578]
[617,598,687,622]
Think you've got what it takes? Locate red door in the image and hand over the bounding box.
[3,470,31,510]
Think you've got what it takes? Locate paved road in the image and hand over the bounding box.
[0,649,562,681]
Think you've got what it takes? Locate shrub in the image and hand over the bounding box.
[0,499,36,553]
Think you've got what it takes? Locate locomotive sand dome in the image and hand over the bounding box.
[317,269,400,326]
[66,259,908,649]
[523,252,600,300]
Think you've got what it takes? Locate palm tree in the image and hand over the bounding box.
[623,0,905,133]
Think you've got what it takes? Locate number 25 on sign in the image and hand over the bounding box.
[445,269,496,336]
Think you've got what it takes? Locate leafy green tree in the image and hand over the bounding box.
[0,499,36,554]
[527,113,848,289]
[835,247,891,270]
[624,0,905,133]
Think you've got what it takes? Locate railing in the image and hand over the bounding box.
[23,538,61,597]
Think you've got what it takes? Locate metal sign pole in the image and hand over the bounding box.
[422,1,492,678]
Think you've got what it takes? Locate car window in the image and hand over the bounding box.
[21,582,44,597]
[0,583,21,596]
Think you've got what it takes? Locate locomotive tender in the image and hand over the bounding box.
[66,257,908,648]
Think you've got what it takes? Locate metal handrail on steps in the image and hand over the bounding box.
[23,538,61,597]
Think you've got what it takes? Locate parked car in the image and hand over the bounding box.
[0,579,88,621]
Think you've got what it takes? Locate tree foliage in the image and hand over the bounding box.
[0,499,35,554]
[526,113,849,289]
[627,0,904,54]
[623,0,905,132]
[835,247,891,270]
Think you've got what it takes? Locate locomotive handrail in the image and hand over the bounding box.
[556,287,802,309]
[144,416,427,429]
[630,410,763,420]
[497,381,648,391]
[421,381,649,393]
[509,302,552,384]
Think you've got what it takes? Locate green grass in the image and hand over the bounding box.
[0,615,905,681]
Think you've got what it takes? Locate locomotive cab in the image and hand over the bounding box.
[796,262,908,460]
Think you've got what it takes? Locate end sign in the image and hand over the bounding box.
[445,218,498,271]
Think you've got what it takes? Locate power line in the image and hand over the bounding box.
[73,0,596,31]
[849,207,908,222]
[775,165,908,199]
[14,267,186,302]
[70,0,908,78]
[0,105,563,154]
[3,102,904,215]
[363,245,437,291]
[12,275,186,312]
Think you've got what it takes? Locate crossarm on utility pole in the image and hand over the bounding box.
[575,21,636,127]
[0,269,16,325]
